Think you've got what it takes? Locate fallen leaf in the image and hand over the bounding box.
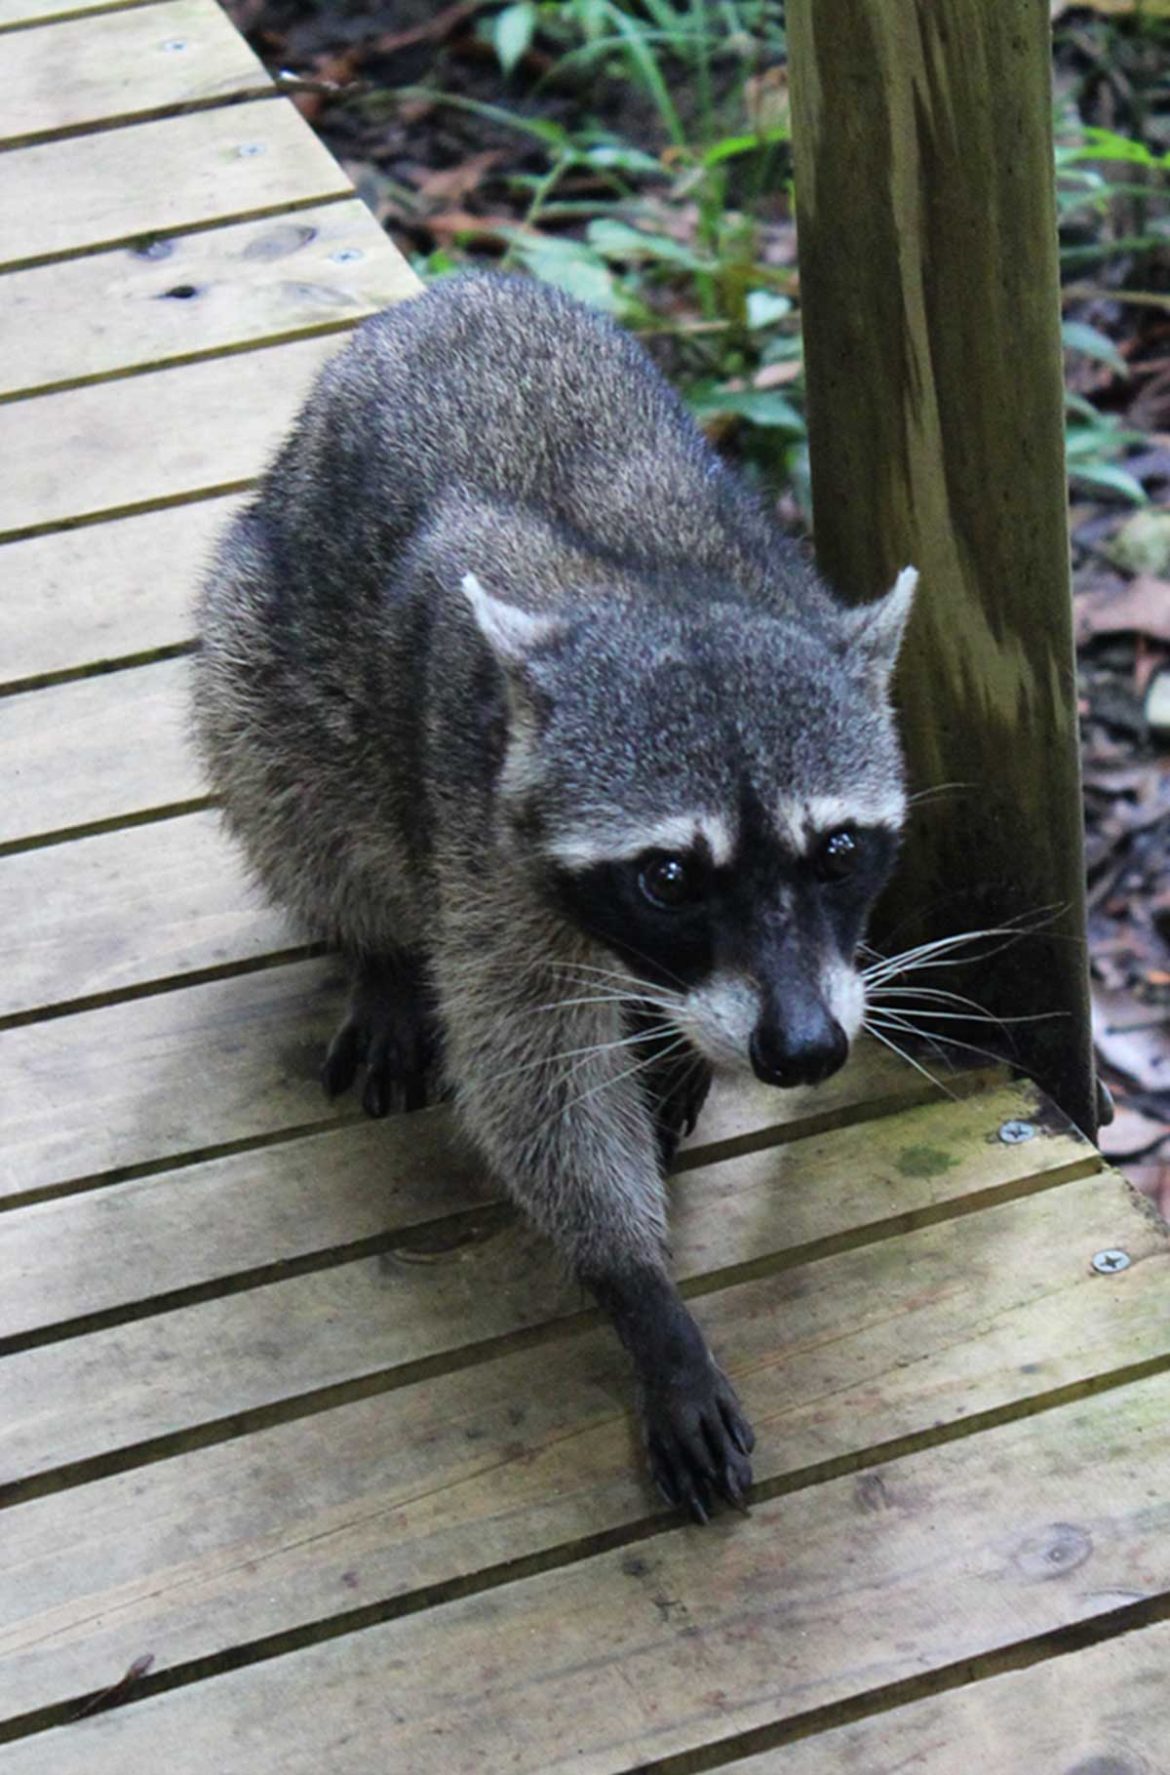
[753,361,802,391]
[1099,1104,1170,1159]
[416,151,504,205]
[1092,985,1170,1092]
[1123,1158,1170,1220]
[1075,574,1170,646]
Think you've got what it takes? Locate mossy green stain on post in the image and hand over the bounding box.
[786,0,1096,1137]
[896,1143,961,1181]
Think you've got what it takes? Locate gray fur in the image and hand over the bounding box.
[193,274,915,1516]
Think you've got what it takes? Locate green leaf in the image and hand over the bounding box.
[1060,320,1128,376]
[506,232,621,313]
[701,126,790,167]
[493,2,536,74]
[687,382,806,432]
[745,289,791,328]
[583,141,664,174]
[587,217,708,268]
[1067,461,1148,505]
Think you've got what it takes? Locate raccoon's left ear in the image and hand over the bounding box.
[460,573,566,669]
[838,566,918,694]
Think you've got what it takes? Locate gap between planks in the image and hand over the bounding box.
[0,0,169,36]
[0,1161,1160,1743]
[4,1365,1169,1765]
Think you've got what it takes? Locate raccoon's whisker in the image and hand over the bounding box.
[865,1011,1022,1074]
[862,1022,957,1100]
[556,960,686,1000]
[861,907,1067,985]
[906,780,972,808]
[531,994,685,1017]
[868,996,1059,1028]
[472,1023,682,1089]
[540,1036,693,1135]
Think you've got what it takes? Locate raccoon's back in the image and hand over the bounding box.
[263,274,791,613]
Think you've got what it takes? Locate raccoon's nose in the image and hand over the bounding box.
[749,1009,848,1089]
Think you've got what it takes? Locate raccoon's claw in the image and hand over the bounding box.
[652,1059,713,1170]
[641,1362,754,1526]
[322,953,440,1117]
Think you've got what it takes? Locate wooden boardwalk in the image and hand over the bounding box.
[1,3,1168,1768]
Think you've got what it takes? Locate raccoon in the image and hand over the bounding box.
[193,274,916,1522]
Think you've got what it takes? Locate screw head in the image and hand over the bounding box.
[236,142,266,158]
[998,1119,1036,1145]
[1092,1249,1131,1275]
[329,247,363,264]
[161,38,188,51]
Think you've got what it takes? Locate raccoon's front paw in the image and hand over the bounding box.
[322,954,440,1118]
[640,1357,754,1525]
[653,1059,713,1169]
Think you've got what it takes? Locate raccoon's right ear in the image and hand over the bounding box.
[460,573,566,670]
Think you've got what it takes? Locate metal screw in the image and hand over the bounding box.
[1092,1249,1131,1275]
[161,38,188,51]
[236,142,266,158]
[998,1119,1036,1145]
[329,248,364,264]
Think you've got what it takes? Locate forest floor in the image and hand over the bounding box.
[227,1,1170,1204]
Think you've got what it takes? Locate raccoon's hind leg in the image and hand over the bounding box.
[323,951,441,1118]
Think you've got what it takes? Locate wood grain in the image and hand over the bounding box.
[786,0,1094,1131]
[0,0,159,28]
[0,939,948,1208]
[0,657,201,847]
[0,497,241,688]
[0,1084,1099,1484]
[0,0,266,147]
[0,333,343,539]
[0,811,294,1020]
[736,1619,1170,1772]
[6,1367,1168,1771]
[0,203,420,402]
[0,99,351,272]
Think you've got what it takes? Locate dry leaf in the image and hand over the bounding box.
[417,151,504,205]
[1092,985,1170,1093]
[1075,574,1170,647]
[1099,1104,1170,1159]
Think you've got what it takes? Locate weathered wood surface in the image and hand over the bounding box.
[0,333,343,539]
[735,1619,1170,1772]
[0,0,266,146]
[0,202,419,403]
[0,498,239,689]
[7,1161,1161,1731]
[7,1369,1168,1772]
[0,658,202,848]
[0,813,294,1021]
[786,0,1095,1135]
[0,0,157,27]
[0,957,926,1207]
[0,1085,1096,1474]
[0,99,350,271]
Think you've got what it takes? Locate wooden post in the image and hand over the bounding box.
[786,0,1097,1136]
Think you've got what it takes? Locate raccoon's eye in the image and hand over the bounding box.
[815,826,859,881]
[638,853,697,910]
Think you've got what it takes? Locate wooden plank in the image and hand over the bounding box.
[0,1076,1080,1341]
[6,1367,1168,1771]
[0,0,160,30]
[0,1085,1098,1484]
[0,658,201,848]
[0,333,343,541]
[0,202,418,403]
[0,812,294,1021]
[0,0,267,148]
[0,940,951,1210]
[734,1620,1170,1772]
[786,0,1094,1131]
[1,1161,1153,1727]
[0,99,351,272]
[0,497,241,689]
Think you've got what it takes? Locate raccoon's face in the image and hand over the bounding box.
[462,568,916,1088]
